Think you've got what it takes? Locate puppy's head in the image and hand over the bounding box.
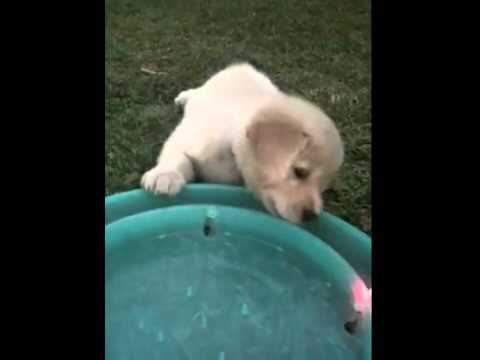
[236,95,344,223]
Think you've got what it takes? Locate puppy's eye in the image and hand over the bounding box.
[293,166,310,180]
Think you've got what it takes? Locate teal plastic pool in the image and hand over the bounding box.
[105,184,372,359]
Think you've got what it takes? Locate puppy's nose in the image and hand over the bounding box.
[302,209,318,222]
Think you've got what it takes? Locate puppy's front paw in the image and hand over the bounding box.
[141,169,186,196]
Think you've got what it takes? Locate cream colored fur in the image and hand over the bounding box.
[142,63,344,223]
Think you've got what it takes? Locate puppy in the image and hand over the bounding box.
[141,63,344,223]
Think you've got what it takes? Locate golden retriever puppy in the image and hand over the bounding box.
[142,63,344,223]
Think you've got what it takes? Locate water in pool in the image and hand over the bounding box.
[106,229,362,359]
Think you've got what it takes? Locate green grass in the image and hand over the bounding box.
[106,0,371,233]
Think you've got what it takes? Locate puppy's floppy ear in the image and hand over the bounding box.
[246,117,309,181]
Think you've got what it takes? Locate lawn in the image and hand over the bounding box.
[106,0,371,233]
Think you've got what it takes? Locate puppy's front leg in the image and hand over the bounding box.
[141,143,194,196]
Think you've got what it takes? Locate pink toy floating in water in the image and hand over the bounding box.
[352,278,372,313]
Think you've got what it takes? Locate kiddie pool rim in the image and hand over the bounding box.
[104,184,371,287]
